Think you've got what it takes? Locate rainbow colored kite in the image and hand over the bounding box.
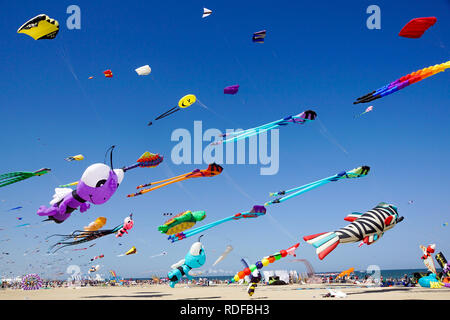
[354,61,450,104]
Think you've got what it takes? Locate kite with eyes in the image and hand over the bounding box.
[36,147,125,224]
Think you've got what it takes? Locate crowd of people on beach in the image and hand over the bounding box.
[0,273,416,290]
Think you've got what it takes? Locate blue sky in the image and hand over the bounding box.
[0,0,449,279]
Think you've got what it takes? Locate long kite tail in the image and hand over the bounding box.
[154,106,180,120]
[303,232,340,260]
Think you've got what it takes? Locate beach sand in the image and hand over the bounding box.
[1,283,449,300]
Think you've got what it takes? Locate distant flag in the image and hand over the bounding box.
[202,8,212,18]
[252,30,266,43]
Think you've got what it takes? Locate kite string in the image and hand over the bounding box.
[316,119,349,155]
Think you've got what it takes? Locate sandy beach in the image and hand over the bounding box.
[1,283,449,300]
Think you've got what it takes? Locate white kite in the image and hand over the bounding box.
[135,65,152,76]
[202,8,212,18]
[212,245,233,266]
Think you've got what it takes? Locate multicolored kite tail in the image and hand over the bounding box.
[47,225,123,253]
[167,205,267,242]
[127,163,223,198]
[265,166,370,206]
[353,61,450,104]
[212,110,317,145]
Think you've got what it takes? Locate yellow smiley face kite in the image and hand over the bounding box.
[178,94,196,109]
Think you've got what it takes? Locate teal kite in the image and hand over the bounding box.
[265,166,370,206]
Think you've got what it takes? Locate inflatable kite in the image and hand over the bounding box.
[47,214,134,252]
[355,106,373,118]
[127,163,223,198]
[148,94,197,126]
[65,154,84,161]
[90,254,104,261]
[337,267,354,279]
[103,70,113,78]
[224,85,239,95]
[418,273,450,288]
[17,14,59,40]
[167,237,206,287]
[213,245,233,266]
[158,210,206,235]
[21,274,43,290]
[304,202,404,260]
[37,147,122,224]
[265,166,370,206]
[435,252,450,278]
[89,265,100,273]
[230,243,299,284]
[120,246,137,256]
[0,168,51,188]
[240,258,262,296]
[168,205,266,242]
[353,61,450,104]
[135,65,151,76]
[84,217,107,232]
[253,30,266,43]
[420,244,437,273]
[202,8,212,18]
[213,110,317,145]
[399,17,437,39]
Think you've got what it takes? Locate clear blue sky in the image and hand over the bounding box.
[0,0,449,279]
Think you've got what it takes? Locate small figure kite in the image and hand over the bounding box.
[127,163,223,198]
[135,65,151,76]
[90,254,104,261]
[212,110,317,145]
[224,85,239,95]
[202,8,212,18]
[212,245,233,266]
[65,154,84,161]
[158,210,206,235]
[121,151,163,171]
[265,166,370,206]
[353,61,450,104]
[168,205,266,242]
[304,202,404,260]
[124,246,137,256]
[17,14,59,40]
[103,70,113,78]
[148,94,197,126]
[0,168,51,188]
[38,147,122,224]
[355,106,373,118]
[84,217,107,232]
[420,244,437,274]
[337,267,354,279]
[252,30,266,43]
[47,214,134,252]
[167,237,206,287]
[230,243,299,284]
[399,17,437,39]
